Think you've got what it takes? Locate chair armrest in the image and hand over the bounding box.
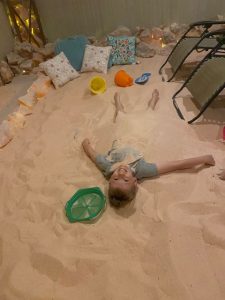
[181,20,225,39]
[199,29,225,54]
[202,29,225,46]
[181,20,225,40]
[203,29,225,37]
[189,20,225,29]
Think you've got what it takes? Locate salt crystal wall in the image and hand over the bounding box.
[1,0,225,57]
[35,0,225,41]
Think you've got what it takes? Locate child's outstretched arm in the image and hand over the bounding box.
[82,138,98,165]
[156,155,215,175]
[82,138,111,174]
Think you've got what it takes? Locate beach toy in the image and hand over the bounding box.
[114,70,133,87]
[65,187,106,222]
[135,72,151,84]
[89,76,106,94]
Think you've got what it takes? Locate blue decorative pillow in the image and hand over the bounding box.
[55,35,89,71]
[107,36,136,65]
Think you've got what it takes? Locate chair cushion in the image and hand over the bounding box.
[107,36,136,65]
[55,35,89,71]
[40,52,79,88]
[81,45,112,74]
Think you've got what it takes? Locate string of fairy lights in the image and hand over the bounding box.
[3,0,46,46]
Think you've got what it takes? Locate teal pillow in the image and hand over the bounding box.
[107,36,136,66]
[55,35,89,71]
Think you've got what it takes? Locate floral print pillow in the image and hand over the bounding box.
[81,45,112,74]
[40,52,79,88]
[107,36,136,65]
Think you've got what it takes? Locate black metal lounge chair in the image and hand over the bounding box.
[172,45,225,124]
[159,20,225,82]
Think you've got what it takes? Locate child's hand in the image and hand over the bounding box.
[82,138,90,149]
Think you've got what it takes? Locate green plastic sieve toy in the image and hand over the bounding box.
[65,187,106,222]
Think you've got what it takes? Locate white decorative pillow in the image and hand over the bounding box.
[40,52,79,88]
[81,45,112,74]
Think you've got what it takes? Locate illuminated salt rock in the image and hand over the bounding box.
[135,37,141,44]
[109,25,132,36]
[162,29,176,44]
[32,52,44,66]
[20,60,33,72]
[88,36,97,44]
[10,65,21,75]
[94,37,108,47]
[18,104,33,116]
[151,27,163,39]
[27,75,52,99]
[31,67,42,74]
[170,22,181,34]
[20,59,33,72]
[0,61,14,84]
[15,41,33,58]
[8,112,26,129]
[0,120,15,148]
[157,43,176,56]
[134,26,143,35]
[6,52,24,65]
[136,42,156,58]
[18,92,36,108]
[34,43,54,59]
[139,28,152,42]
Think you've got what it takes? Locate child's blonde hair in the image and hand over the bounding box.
[108,185,137,207]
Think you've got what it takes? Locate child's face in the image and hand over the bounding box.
[109,165,137,194]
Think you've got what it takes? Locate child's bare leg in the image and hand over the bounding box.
[156,155,215,175]
[113,92,125,123]
[148,89,159,110]
[114,92,125,112]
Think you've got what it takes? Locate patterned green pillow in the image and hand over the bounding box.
[107,36,136,65]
